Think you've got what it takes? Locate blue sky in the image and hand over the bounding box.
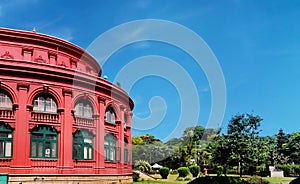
[1,0,300,141]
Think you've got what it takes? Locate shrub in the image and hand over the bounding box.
[276,164,292,177]
[132,172,140,182]
[159,167,170,179]
[134,160,152,173]
[178,167,190,177]
[290,177,300,184]
[189,165,200,177]
[246,176,270,184]
[294,165,300,176]
[216,165,224,176]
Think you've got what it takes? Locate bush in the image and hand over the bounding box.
[290,177,300,184]
[178,167,190,177]
[189,165,200,177]
[188,176,246,184]
[294,165,300,176]
[132,172,140,182]
[246,176,270,184]
[159,167,170,179]
[216,165,224,176]
[276,164,292,177]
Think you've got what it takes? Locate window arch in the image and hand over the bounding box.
[73,130,94,160]
[33,94,57,113]
[0,91,12,109]
[74,101,93,118]
[30,126,58,158]
[104,134,117,161]
[105,107,116,124]
[0,123,13,158]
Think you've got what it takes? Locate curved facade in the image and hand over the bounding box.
[0,28,133,183]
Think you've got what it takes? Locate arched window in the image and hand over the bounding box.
[105,107,116,124]
[104,134,117,161]
[73,130,94,160]
[0,123,13,158]
[74,101,93,118]
[30,126,58,158]
[124,138,129,163]
[0,91,12,109]
[33,95,57,113]
[124,113,128,129]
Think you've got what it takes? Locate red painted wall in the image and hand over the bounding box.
[0,28,133,175]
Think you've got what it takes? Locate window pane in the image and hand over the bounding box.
[110,147,115,161]
[52,142,56,157]
[89,147,92,159]
[5,141,11,157]
[84,138,92,144]
[0,93,12,108]
[38,142,43,157]
[46,135,56,140]
[0,141,4,157]
[31,142,36,157]
[0,133,7,138]
[38,97,44,111]
[45,142,50,157]
[32,134,43,139]
[84,146,88,159]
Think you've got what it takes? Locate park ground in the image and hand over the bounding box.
[133,173,296,184]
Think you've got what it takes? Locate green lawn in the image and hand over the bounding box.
[263,177,295,183]
[133,173,296,184]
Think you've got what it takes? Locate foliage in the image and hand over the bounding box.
[189,165,200,177]
[276,128,289,164]
[188,176,247,184]
[177,167,190,177]
[132,172,140,182]
[134,160,152,173]
[276,164,292,177]
[246,176,270,184]
[159,167,170,179]
[284,132,300,164]
[132,144,175,164]
[216,165,224,176]
[290,177,300,184]
[210,113,264,177]
[294,165,300,176]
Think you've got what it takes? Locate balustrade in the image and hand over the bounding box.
[31,112,59,123]
[0,109,14,119]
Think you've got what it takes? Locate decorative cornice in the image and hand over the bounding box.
[62,88,72,96]
[1,51,14,59]
[17,83,30,91]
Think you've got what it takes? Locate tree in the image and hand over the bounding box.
[284,132,300,164]
[210,113,263,176]
[227,113,263,177]
[276,129,289,163]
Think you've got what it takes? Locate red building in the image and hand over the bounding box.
[0,28,133,183]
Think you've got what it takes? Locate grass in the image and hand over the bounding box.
[133,173,297,184]
[263,176,295,183]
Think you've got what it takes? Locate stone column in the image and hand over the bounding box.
[11,83,31,173]
[96,96,106,170]
[58,88,74,173]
